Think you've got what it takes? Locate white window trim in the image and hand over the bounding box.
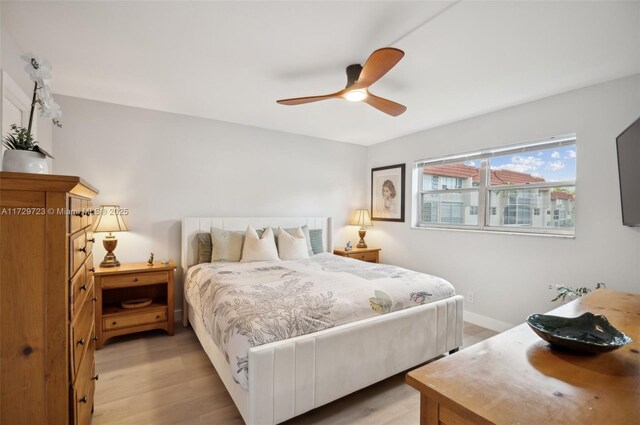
[413,135,576,236]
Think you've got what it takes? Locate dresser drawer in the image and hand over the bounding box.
[73,352,96,425]
[347,252,378,262]
[70,267,90,321]
[103,307,167,331]
[70,231,87,277]
[85,231,95,257]
[85,253,95,284]
[71,286,95,379]
[101,271,169,289]
[69,197,84,234]
[81,200,91,228]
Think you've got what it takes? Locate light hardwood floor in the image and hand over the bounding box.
[93,322,497,425]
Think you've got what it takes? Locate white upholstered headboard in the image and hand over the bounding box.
[180,216,333,271]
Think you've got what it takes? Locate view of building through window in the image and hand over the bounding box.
[418,142,576,234]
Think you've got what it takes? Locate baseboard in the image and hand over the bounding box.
[464,310,516,333]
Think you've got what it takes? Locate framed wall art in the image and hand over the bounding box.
[371,163,405,222]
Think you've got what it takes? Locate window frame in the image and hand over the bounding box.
[415,135,576,236]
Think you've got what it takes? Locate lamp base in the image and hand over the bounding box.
[100,236,121,267]
[357,228,367,248]
[100,252,121,268]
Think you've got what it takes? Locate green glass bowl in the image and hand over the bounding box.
[526,312,632,353]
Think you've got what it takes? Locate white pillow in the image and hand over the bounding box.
[210,227,244,262]
[277,226,311,260]
[240,226,280,262]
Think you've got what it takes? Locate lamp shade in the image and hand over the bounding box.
[93,205,129,233]
[350,209,373,227]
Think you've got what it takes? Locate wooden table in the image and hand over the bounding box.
[406,289,640,425]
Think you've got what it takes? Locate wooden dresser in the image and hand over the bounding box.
[406,289,639,425]
[0,172,99,425]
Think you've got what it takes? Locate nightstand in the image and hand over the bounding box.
[94,261,176,349]
[333,247,381,263]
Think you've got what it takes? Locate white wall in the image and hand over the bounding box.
[1,23,54,169]
[365,74,640,330]
[53,96,367,310]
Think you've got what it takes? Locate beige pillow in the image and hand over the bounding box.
[277,226,310,260]
[240,226,280,262]
[210,227,244,262]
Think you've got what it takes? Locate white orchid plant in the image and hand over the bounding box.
[2,53,61,156]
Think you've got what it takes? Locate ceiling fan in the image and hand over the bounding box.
[276,47,406,117]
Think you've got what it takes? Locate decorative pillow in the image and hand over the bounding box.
[271,225,313,256]
[277,226,311,260]
[240,226,280,262]
[309,228,324,254]
[210,227,244,262]
[197,233,212,264]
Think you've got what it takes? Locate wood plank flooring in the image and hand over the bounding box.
[93,322,497,425]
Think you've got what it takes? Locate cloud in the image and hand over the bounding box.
[465,160,476,166]
[566,150,576,159]
[493,164,535,173]
[547,161,565,171]
[551,151,560,159]
[491,155,545,173]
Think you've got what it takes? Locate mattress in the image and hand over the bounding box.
[184,253,456,390]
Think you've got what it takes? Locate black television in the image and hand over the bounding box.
[616,116,640,227]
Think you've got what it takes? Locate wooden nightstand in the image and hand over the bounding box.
[333,247,381,263]
[94,261,176,349]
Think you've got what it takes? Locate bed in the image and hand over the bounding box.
[181,217,463,425]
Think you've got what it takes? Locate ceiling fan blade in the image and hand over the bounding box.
[363,92,406,117]
[353,47,404,89]
[277,90,346,105]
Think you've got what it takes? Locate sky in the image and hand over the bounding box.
[467,146,577,183]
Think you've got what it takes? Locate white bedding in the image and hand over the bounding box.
[184,253,456,390]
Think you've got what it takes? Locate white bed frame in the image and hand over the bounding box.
[181,217,464,425]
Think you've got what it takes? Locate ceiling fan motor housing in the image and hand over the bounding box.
[346,64,363,87]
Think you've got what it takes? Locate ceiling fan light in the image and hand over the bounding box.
[345,89,367,102]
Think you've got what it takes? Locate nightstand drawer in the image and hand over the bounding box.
[103,307,168,331]
[102,271,168,288]
[348,252,378,262]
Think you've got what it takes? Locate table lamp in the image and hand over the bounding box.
[350,209,373,248]
[93,205,129,267]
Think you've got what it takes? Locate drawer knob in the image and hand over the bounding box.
[156,315,160,319]
[92,297,97,302]
[80,284,87,291]
[133,278,139,282]
[92,374,99,381]
[79,395,88,404]
[87,237,96,243]
[93,336,98,341]
[77,338,85,346]
[89,267,95,273]
[79,246,87,253]
[112,321,117,325]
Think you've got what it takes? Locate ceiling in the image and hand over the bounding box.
[2,1,639,146]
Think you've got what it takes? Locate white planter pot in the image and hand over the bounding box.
[2,150,48,174]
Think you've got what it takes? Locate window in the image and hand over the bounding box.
[415,135,576,235]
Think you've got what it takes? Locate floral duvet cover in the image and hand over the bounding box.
[184,253,455,390]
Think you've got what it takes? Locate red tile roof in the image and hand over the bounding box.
[551,191,575,201]
[424,164,545,185]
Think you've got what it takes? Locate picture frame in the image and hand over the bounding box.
[371,163,405,222]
